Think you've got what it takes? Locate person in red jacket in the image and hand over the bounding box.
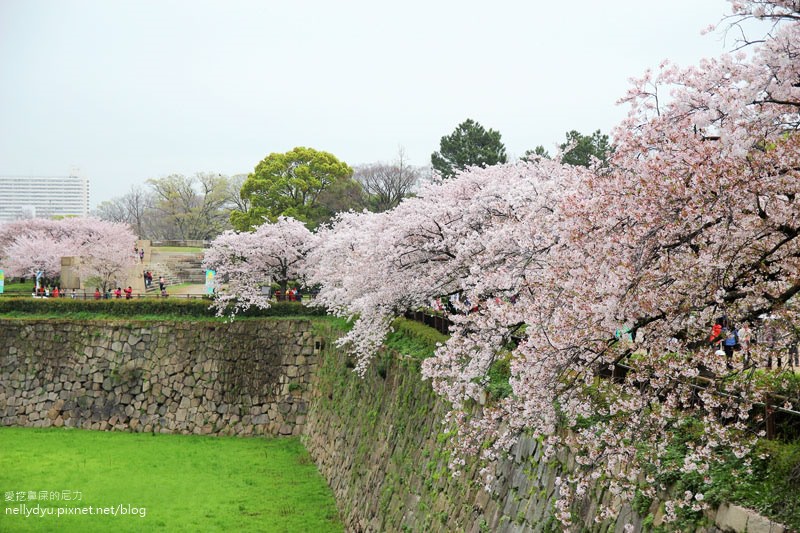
[114,287,122,299]
[94,288,101,300]
[124,286,133,299]
[709,322,722,344]
[709,316,726,350]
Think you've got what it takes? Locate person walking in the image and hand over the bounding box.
[722,325,739,368]
[789,342,799,369]
[709,317,724,350]
[738,322,753,365]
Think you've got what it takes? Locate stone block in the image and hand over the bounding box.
[715,503,749,532]
[746,511,785,533]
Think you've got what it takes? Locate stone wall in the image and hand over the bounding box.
[0,319,320,436]
[1,318,788,532]
[302,323,789,533]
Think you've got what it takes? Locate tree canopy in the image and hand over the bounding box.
[0,217,136,290]
[203,217,312,315]
[354,148,425,212]
[96,174,242,240]
[559,129,613,167]
[430,119,507,179]
[207,1,800,526]
[231,147,357,231]
[148,173,231,240]
[523,129,613,168]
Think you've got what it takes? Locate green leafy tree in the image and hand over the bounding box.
[520,145,551,162]
[559,129,613,168]
[430,119,507,179]
[231,147,356,230]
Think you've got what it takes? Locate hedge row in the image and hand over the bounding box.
[0,297,327,318]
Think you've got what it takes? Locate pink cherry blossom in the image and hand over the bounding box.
[213,1,799,524]
[0,217,137,289]
[203,216,313,316]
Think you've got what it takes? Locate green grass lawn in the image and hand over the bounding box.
[1,280,35,295]
[0,428,342,533]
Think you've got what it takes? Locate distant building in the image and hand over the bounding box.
[0,174,90,222]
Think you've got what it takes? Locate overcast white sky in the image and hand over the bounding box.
[0,0,746,207]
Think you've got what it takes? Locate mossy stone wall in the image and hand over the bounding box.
[303,327,570,532]
[302,324,788,533]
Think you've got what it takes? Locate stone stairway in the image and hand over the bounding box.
[145,251,206,291]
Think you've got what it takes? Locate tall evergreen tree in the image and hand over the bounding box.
[559,130,613,168]
[431,119,507,179]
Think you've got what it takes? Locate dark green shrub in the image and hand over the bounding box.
[0,297,326,318]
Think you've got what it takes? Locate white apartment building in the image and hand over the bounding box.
[0,175,90,222]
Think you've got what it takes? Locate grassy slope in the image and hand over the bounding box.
[0,428,342,533]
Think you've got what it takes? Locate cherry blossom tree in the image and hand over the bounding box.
[203,217,313,316]
[3,232,68,282]
[64,218,139,291]
[306,0,800,524]
[215,0,800,526]
[0,217,137,290]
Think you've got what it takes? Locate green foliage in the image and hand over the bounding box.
[631,489,654,517]
[232,146,357,230]
[384,318,448,360]
[0,280,35,294]
[520,145,550,162]
[559,129,613,168]
[634,414,800,530]
[486,356,513,400]
[750,369,800,399]
[388,317,512,400]
[0,297,327,319]
[430,118,508,179]
[0,427,342,532]
[712,439,800,529]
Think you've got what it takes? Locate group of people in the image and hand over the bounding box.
[133,246,145,263]
[142,271,168,296]
[94,286,134,300]
[33,286,77,298]
[710,316,799,369]
[273,287,301,301]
